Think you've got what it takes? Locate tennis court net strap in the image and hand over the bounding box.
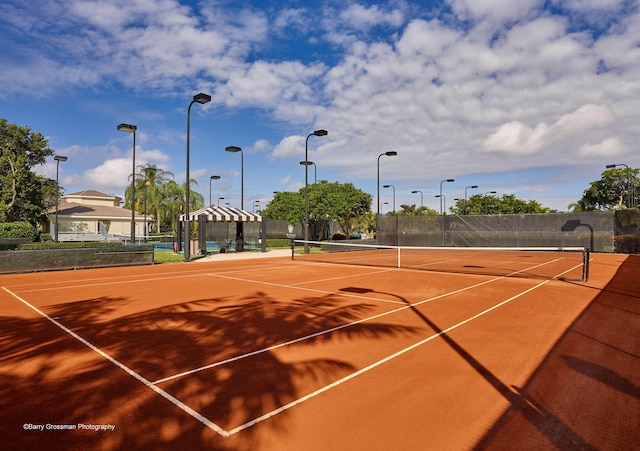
[292,240,589,282]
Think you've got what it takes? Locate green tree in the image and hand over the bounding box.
[451,194,550,215]
[127,164,174,233]
[397,204,438,216]
[0,119,57,226]
[262,181,372,235]
[576,167,639,211]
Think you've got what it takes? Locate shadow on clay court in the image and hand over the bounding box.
[475,254,640,449]
[0,290,421,449]
[341,285,597,450]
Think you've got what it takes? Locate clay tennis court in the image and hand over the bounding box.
[1,250,638,450]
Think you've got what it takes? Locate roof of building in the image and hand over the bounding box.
[65,190,121,200]
[51,201,146,219]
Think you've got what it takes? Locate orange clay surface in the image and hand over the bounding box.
[0,252,638,450]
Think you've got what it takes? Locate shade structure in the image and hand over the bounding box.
[179,206,262,222]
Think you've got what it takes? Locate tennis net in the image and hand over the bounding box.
[292,240,590,281]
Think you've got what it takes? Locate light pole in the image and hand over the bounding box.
[383,184,396,213]
[209,175,220,207]
[142,167,155,241]
[435,194,446,213]
[411,190,423,208]
[436,194,447,246]
[218,197,224,207]
[300,161,317,184]
[484,191,497,214]
[225,146,244,251]
[54,155,67,242]
[184,92,211,262]
[606,163,632,207]
[464,185,478,215]
[225,146,244,209]
[439,179,454,215]
[377,151,397,242]
[117,123,137,243]
[304,130,328,252]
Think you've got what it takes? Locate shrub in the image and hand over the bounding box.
[0,222,37,239]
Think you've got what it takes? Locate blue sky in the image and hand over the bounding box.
[1,0,639,213]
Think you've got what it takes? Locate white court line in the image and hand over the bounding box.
[152,271,511,384]
[9,263,293,293]
[1,286,230,438]
[225,278,553,435]
[2,258,578,438]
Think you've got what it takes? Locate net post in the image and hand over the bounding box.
[582,248,590,282]
[397,246,401,268]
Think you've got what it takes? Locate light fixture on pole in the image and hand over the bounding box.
[209,175,220,207]
[225,146,244,208]
[117,123,137,243]
[411,190,423,208]
[143,167,156,241]
[383,184,396,213]
[439,179,454,215]
[304,130,328,253]
[53,155,67,242]
[484,191,497,214]
[435,194,447,246]
[299,160,317,184]
[606,163,632,207]
[225,146,245,252]
[464,185,478,215]
[184,92,211,262]
[377,151,397,242]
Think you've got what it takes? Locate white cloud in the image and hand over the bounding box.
[338,4,405,31]
[84,158,131,191]
[579,137,624,157]
[448,0,541,23]
[483,104,616,154]
[272,135,305,159]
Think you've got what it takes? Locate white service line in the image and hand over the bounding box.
[1,286,231,438]
[1,257,567,438]
[225,278,552,435]
[153,271,511,384]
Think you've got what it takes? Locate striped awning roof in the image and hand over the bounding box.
[179,206,262,222]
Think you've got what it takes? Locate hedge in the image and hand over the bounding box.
[0,222,37,239]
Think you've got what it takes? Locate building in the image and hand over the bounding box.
[49,190,152,242]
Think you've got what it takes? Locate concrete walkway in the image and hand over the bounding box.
[194,248,292,262]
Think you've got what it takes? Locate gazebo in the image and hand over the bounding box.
[178,206,263,253]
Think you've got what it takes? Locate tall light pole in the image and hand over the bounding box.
[606,163,632,207]
[117,123,137,243]
[54,155,67,242]
[377,151,397,242]
[300,160,317,184]
[464,185,478,215]
[184,92,211,262]
[484,191,497,214]
[383,184,396,213]
[225,146,244,208]
[209,175,220,207]
[225,146,245,251]
[143,167,155,241]
[436,194,447,246]
[411,190,423,208]
[304,130,328,253]
[439,179,454,215]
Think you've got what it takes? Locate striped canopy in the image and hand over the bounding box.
[179,206,262,222]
